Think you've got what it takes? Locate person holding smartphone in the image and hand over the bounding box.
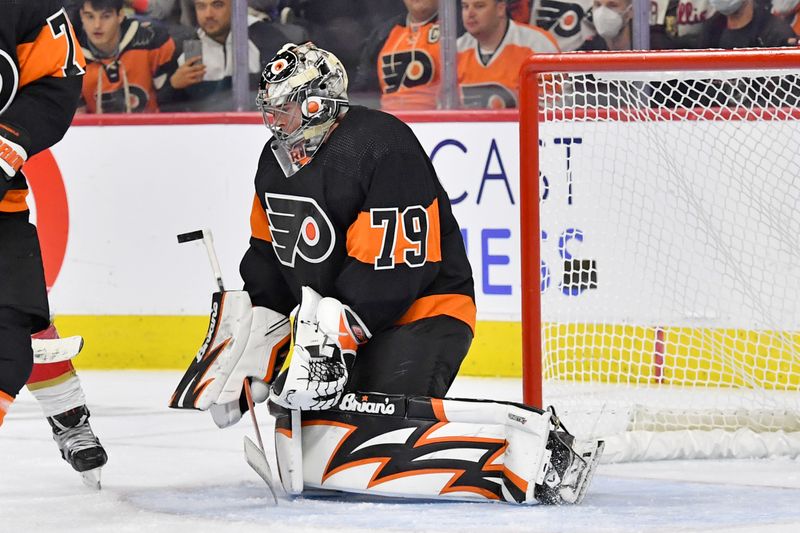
[161,0,307,111]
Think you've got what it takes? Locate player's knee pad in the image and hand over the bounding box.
[269,393,599,504]
[0,307,34,396]
[169,291,290,427]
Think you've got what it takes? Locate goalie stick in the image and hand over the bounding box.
[32,336,84,363]
[177,228,279,503]
[243,379,279,505]
[177,229,225,291]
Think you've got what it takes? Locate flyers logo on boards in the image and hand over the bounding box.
[264,193,335,267]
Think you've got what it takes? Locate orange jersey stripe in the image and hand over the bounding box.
[0,189,29,212]
[250,193,272,242]
[17,17,86,87]
[396,293,476,333]
[346,198,442,267]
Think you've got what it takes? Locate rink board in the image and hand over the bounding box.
[27,112,797,379]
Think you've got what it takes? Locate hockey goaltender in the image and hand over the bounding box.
[169,42,603,505]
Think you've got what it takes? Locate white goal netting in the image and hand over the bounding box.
[531,56,800,461]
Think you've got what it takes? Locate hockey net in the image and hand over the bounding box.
[519,49,800,461]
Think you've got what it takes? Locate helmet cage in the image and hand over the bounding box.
[256,43,348,176]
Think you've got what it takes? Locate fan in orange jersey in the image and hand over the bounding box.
[352,0,443,110]
[1,0,108,488]
[458,0,559,109]
[77,0,191,113]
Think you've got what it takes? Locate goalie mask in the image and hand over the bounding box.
[256,42,349,177]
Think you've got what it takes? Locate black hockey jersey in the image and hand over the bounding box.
[241,106,476,335]
[0,0,85,212]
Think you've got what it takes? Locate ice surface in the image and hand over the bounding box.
[2,372,799,533]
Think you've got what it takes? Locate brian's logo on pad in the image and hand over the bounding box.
[338,393,397,415]
[264,193,335,267]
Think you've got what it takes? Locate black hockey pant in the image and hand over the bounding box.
[345,314,473,398]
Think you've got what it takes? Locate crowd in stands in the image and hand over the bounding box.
[66,0,800,113]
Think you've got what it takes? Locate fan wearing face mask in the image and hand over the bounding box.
[576,0,676,50]
[700,0,798,47]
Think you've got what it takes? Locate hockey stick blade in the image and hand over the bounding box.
[177,230,204,243]
[32,336,84,363]
[244,436,278,505]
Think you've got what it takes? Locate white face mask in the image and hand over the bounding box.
[772,0,800,14]
[593,6,629,39]
[709,0,746,15]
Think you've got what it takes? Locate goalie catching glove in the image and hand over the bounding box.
[169,291,291,428]
[270,286,370,411]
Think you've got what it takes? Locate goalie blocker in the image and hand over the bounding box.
[269,393,604,505]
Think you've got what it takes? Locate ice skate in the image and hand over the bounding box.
[47,405,108,489]
[535,408,604,505]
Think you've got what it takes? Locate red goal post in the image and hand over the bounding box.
[520,48,800,460]
[519,48,800,406]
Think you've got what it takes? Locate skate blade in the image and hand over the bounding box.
[80,467,102,490]
[566,440,604,505]
[244,436,278,505]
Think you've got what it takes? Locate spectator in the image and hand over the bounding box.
[77,0,190,112]
[701,0,797,47]
[457,0,559,109]
[771,0,800,35]
[673,0,716,46]
[277,1,405,77]
[352,0,442,110]
[576,0,677,49]
[522,0,597,51]
[164,0,307,110]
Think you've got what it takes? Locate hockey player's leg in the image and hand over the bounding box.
[0,306,35,427]
[347,315,472,397]
[270,394,603,504]
[28,323,108,488]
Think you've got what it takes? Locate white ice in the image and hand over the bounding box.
[2,372,800,533]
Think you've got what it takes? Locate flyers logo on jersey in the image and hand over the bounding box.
[265,193,335,267]
[535,0,587,39]
[381,50,435,93]
[0,50,20,115]
[461,84,517,109]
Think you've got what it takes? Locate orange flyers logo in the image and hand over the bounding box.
[535,0,588,40]
[264,193,335,267]
[381,50,436,94]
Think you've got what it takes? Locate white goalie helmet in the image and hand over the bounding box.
[256,42,349,177]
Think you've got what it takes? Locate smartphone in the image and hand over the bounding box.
[183,39,203,64]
